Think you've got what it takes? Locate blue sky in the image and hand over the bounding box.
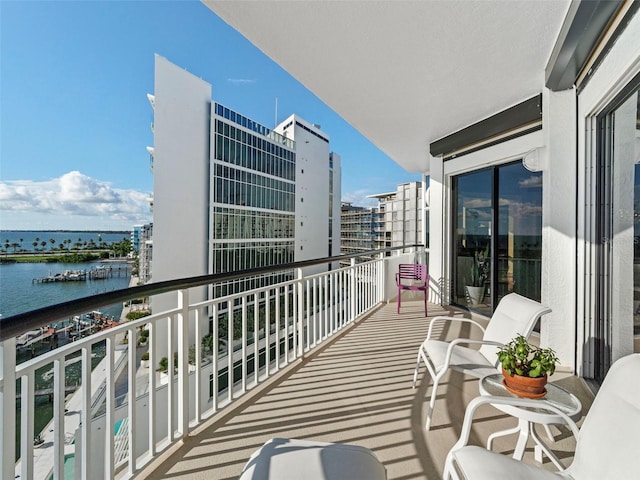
[0,1,419,231]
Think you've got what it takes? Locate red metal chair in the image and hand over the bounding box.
[395,264,428,316]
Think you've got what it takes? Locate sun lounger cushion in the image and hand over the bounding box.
[238,437,387,480]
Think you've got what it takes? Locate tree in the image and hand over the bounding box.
[110,239,132,258]
[58,243,64,250]
[32,241,38,250]
[11,242,20,252]
[49,238,55,250]
[40,240,47,250]
[19,238,24,250]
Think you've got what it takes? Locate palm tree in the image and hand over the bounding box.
[3,241,10,251]
[19,238,24,251]
[58,243,64,250]
[40,240,47,250]
[32,241,38,250]
[49,238,55,250]
[11,242,19,252]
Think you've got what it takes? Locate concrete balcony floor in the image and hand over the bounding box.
[142,299,594,480]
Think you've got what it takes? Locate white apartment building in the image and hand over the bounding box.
[369,180,426,251]
[149,55,341,339]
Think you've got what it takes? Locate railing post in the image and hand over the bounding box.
[296,268,304,356]
[0,338,16,480]
[81,345,92,479]
[350,258,356,321]
[127,325,137,475]
[104,336,115,478]
[148,320,157,457]
[379,253,386,304]
[177,289,189,438]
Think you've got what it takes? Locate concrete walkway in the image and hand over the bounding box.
[141,300,594,480]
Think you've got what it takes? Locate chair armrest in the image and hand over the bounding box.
[442,339,504,369]
[426,316,486,340]
[446,395,581,462]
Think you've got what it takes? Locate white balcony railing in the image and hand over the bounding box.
[0,248,421,479]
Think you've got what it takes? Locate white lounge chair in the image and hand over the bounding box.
[412,292,551,430]
[238,437,387,480]
[443,353,640,479]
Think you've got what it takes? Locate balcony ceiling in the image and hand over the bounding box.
[203,0,571,173]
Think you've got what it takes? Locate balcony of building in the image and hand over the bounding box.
[0,247,594,480]
[141,301,591,480]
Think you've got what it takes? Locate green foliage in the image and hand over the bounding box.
[139,328,149,339]
[140,352,150,361]
[58,253,101,263]
[469,245,490,287]
[126,310,151,321]
[497,334,558,378]
[110,238,132,257]
[159,356,169,372]
[202,333,214,355]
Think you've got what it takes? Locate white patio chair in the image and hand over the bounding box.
[412,292,551,430]
[443,353,640,480]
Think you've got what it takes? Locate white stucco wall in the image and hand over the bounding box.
[151,55,211,349]
[540,88,577,369]
[277,115,334,274]
[428,155,445,305]
[330,152,342,262]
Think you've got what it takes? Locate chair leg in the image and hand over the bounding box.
[425,378,439,431]
[397,288,401,314]
[423,290,427,317]
[412,350,422,388]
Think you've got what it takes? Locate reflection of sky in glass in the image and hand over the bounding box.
[457,163,542,237]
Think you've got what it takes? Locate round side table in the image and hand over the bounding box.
[479,373,582,470]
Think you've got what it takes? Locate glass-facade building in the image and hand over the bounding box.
[211,103,296,295]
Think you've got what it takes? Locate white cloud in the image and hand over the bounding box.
[341,190,378,208]
[0,171,151,229]
[227,78,256,85]
[519,175,543,188]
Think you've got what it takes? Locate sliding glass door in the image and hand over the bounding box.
[453,161,542,314]
[594,80,640,381]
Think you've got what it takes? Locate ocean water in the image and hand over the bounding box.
[0,261,132,319]
[0,231,132,318]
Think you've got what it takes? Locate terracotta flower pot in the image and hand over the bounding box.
[502,368,548,398]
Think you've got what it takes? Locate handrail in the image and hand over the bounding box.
[0,244,423,341]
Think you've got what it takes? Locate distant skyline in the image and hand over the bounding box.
[0,1,419,231]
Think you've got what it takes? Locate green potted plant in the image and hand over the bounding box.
[140,351,150,368]
[466,245,489,306]
[496,334,559,398]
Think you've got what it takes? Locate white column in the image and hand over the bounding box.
[541,87,578,369]
[428,155,445,305]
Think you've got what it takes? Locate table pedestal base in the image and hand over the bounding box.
[487,419,565,470]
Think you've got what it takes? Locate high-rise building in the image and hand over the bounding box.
[137,223,153,284]
[149,55,341,320]
[341,180,428,264]
[340,202,383,265]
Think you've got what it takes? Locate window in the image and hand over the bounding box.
[593,77,640,380]
[452,161,542,314]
